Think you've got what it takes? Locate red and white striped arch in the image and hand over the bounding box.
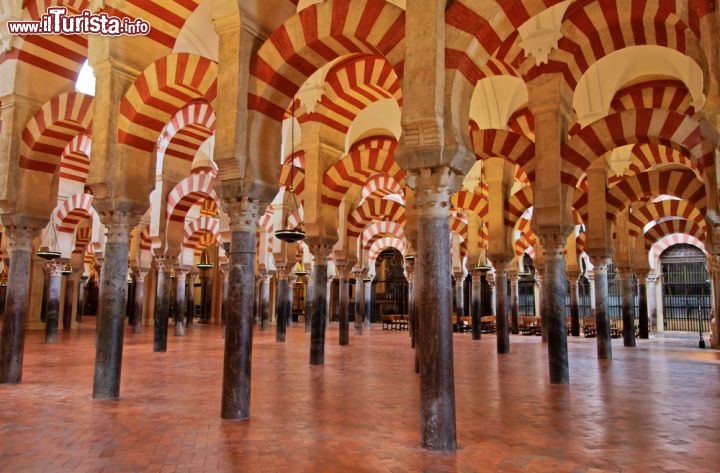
[54,192,95,233]
[249,0,405,121]
[561,109,714,187]
[628,143,698,176]
[527,1,702,91]
[645,221,706,255]
[361,174,404,202]
[161,101,216,169]
[605,170,707,221]
[14,1,89,82]
[20,92,93,174]
[610,80,697,116]
[361,221,405,250]
[513,216,537,257]
[310,54,403,134]
[183,216,220,253]
[322,137,403,206]
[347,198,406,237]
[469,124,536,181]
[368,237,408,263]
[139,225,152,252]
[449,213,468,242]
[118,53,217,153]
[504,186,533,228]
[166,172,219,223]
[650,234,706,267]
[628,199,705,237]
[451,190,488,219]
[278,152,306,198]
[258,209,275,233]
[73,226,92,254]
[60,134,92,183]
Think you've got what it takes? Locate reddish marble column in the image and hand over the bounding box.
[618,267,636,347]
[132,268,147,334]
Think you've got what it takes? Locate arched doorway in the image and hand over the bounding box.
[372,249,408,319]
[660,244,711,333]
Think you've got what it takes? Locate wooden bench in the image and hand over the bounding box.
[381,315,409,331]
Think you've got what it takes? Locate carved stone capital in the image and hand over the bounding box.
[155,255,174,274]
[537,233,566,257]
[3,222,40,253]
[221,196,264,233]
[175,267,190,282]
[47,260,65,277]
[409,167,462,218]
[132,268,149,283]
[100,211,140,243]
[306,239,334,264]
[616,266,633,280]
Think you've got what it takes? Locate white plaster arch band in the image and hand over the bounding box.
[166,172,219,222]
[368,236,408,265]
[651,234,706,270]
[362,221,405,250]
[54,192,97,233]
[60,134,92,184]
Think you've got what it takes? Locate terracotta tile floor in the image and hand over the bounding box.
[1,320,720,472]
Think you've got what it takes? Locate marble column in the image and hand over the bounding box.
[40,265,49,323]
[538,234,569,384]
[132,268,147,334]
[44,261,64,344]
[568,271,580,337]
[618,267,636,347]
[153,256,173,352]
[309,242,333,365]
[493,259,511,354]
[174,267,188,336]
[364,278,372,328]
[63,269,79,331]
[509,270,519,334]
[198,270,210,323]
[92,212,139,399]
[253,275,262,325]
[535,267,546,343]
[275,267,289,342]
[287,272,296,327]
[220,197,262,420]
[260,271,272,330]
[326,276,333,325]
[353,271,365,335]
[185,270,197,328]
[590,256,612,359]
[304,270,314,333]
[470,269,483,340]
[414,168,458,451]
[588,272,596,314]
[636,270,649,339]
[647,275,658,334]
[337,265,349,346]
[77,275,88,323]
[0,223,38,384]
[404,260,415,346]
[454,272,464,324]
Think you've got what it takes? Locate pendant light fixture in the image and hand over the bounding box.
[197,247,214,269]
[475,167,491,272]
[275,99,306,244]
[37,222,62,260]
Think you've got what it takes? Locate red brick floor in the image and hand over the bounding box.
[1,320,719,472]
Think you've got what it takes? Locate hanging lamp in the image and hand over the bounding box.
[197,247,214,269]
[37,222,62,260]
[275,99,306,243]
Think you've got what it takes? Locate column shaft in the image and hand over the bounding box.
[44,262,63,344]
[541,239,569,384]
[470,271,482,340]
[338,269,349,345]
[354,275,364,335]
[174,270,188,336]
[92,214,135,399]
[569,275,580,336]
[309,250,330,365]
[276,273,288,342]
[63,272,77,331]
[592,259,612,359]
[153,261,171,352]
[638,278,649,339]
[133,270,147,334]
[494,263,510,353]
[619,268,636,347]
[510,272,519,334]
[0,226,35,384]
[260,274,271,330]
[304,273,313,333]
[364,280,372,328]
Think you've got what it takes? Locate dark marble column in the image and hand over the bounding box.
[253,275,262,325]
[40,265,49,323]
[174,267,188,336]
[77,275,88,322]
[337,265,349,346]
[414,169,458,452]
[186,270,197,328]
[538,234,569,385]
[260,271,272,330]
[153,256,172,352]
[275,267,289,342]
[308,242,333,365]
[618,266,636,347]
[568,271,580,336]
[92,212,139,399]
[220,197,262,420]
[470,269,483,340]
[287,273,296,327]
[0,223,39,384]
[353,270,365,335]
[132,268,147,334]
[590,256,612,359]
[535,267,547,343]
[63,269,79,332]
[647,275,658,334]
[326,276,333,325]
[404,260,415,347]
[454,272,464,324]
[364,277,372,328]
[304,270,313,333]
[44,261,64,344]
[636,270,649,339]
[492,259,511,354]
[509,270,519,334]
[198,270,210,323]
